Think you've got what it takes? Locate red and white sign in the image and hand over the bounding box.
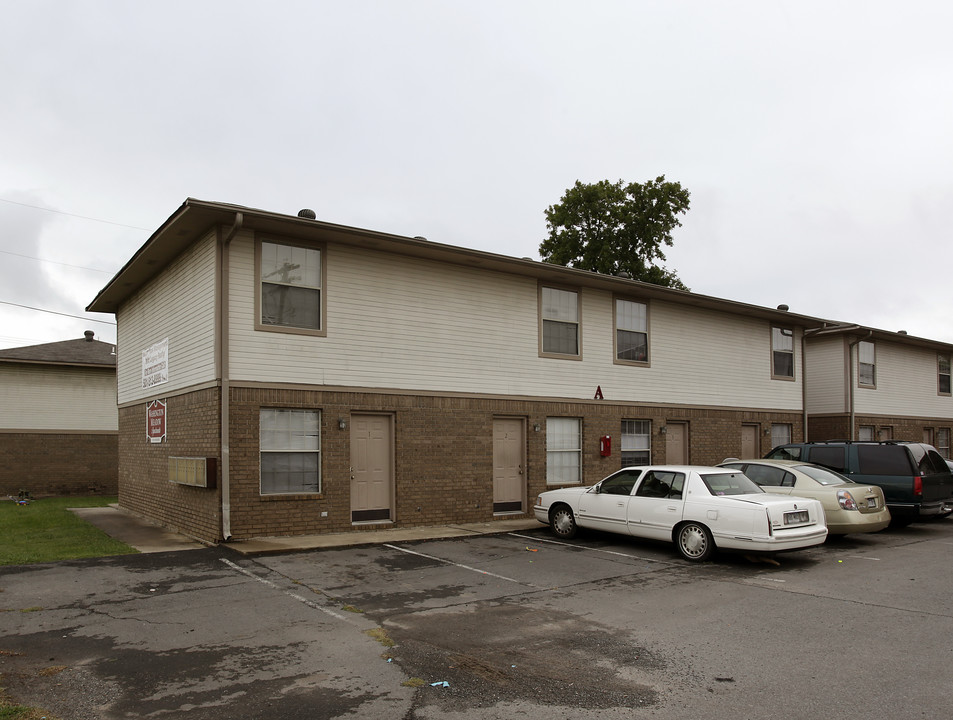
[147,399,167,443]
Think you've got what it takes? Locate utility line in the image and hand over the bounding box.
[0,300,116,325]
[0,197,150,231]
[0,248,113,274]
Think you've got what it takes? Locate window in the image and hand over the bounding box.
[621,420,651,466]
[742,464,793,487]
[937,428,951,459]
[540,286,580,357]
[546,417,581,484]
[615,299,648,363]
[260,409,321,494]
[259,240,324,332]
[771,327,794,379]
[858,340,876,387]
[599,470,642,495]
[636,471,684,499]
[770,423,792,448]
[858,425,875,441]
[939,355,951,395]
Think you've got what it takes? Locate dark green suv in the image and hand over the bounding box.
[765,441,953,523]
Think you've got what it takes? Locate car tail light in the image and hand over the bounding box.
[913,476,922,497]
[837,490,857,510]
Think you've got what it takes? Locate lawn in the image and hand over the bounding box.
[0,496,137,566]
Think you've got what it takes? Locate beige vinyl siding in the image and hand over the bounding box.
[0,365,117,431]
[854,341,953,416]
[228,237,802,410]
[804,337,847,414]
[117,231,218,404]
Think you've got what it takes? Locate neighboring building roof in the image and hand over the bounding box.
[0,331,117,368]
[85,197,953,352]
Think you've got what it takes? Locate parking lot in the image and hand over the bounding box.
[2,518,952,719]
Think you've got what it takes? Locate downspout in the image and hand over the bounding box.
[801,329,809,441]
[847,330,873,441]
[220,212,243,541]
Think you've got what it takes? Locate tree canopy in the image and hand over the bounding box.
[539,176,691,290]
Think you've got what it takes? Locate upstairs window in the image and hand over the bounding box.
[771,327,794,379]
[540,286,580,357]
[615,299,649,364]
[259,240,324,333]
[858,341,876,387]
[939,354,951,395]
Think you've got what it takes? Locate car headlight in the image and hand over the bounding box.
[837,490,857,510]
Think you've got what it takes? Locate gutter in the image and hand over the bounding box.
[846,330,873,441]
[220,212,243,541]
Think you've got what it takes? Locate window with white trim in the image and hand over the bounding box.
[260,240,323,331]
[771,327,794,379]
[858,341,876,387]
[615,299,648,363]
[541,286,579,357]
[621,419,651,466]
[939,354,951,395]
[858,425,875,442]
[546,417,581,484]
[770,423,792,447]
[937,428,951,458]
[260,409,321,494]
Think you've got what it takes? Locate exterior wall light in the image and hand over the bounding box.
[660,426,668,434]
[338,418,347,430]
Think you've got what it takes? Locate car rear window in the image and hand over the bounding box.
[807,446,847,472]
[856,445,915,475]
[699,471,763,496]
[767,446,801,460]
[921,449,951,475]
[795,464,852,486]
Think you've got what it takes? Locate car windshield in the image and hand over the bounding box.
[699,471,763,496]
[795,464,852,486]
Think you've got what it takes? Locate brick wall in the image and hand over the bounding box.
[808,413,953,444]
[0,432,117,497]
[117,384,804,541]
[118,387,221,542]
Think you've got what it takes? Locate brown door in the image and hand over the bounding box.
[493,418,525,513]
[665,422,689,464]
[350,415,394,523]
[741,424,759,459]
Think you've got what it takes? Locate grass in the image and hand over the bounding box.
[0,496,137,566]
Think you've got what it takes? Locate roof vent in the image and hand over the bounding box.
[414,236,428,241]
[297,209,316,220]
[898,330,907,335]
[616,270,632,279]
[84,330,95,342]
[777,304,789,311]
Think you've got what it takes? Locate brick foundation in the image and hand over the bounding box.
[0,432,117,497]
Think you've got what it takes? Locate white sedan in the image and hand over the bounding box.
[534,465,828,561]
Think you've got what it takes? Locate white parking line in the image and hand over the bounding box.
[383,543,537,587]
[220,558,348,620]
[508,532,680,566]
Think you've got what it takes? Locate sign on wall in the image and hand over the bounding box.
[147,399,167,443]
[142,338,169,389]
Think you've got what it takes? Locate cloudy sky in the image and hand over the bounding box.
[2,0,951,350]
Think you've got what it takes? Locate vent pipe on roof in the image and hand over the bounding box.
[297,209,316,219]
[898,330,908,335]
[84,330,95,342]
[777,304,789,311]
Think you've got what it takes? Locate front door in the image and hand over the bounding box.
[493,418,525,513]
[741,424,759,459]
[665,422,689,464]
[350,415,394,523]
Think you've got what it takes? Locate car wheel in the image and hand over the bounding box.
[549,505,577,539]
[675,522,714,562]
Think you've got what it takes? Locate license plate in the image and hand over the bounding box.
[866,498,878,508]
[784,510,809,525]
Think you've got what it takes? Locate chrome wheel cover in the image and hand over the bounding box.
[679,525,708,558]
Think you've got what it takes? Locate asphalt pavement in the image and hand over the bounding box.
[71,503,541,554]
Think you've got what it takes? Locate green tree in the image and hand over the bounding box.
[540,176,691,290]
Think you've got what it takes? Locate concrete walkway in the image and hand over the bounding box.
[71,504,541,556]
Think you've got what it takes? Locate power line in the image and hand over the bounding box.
[0,197,150,231]
[0,248,113,274]
[0,300,116,325]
